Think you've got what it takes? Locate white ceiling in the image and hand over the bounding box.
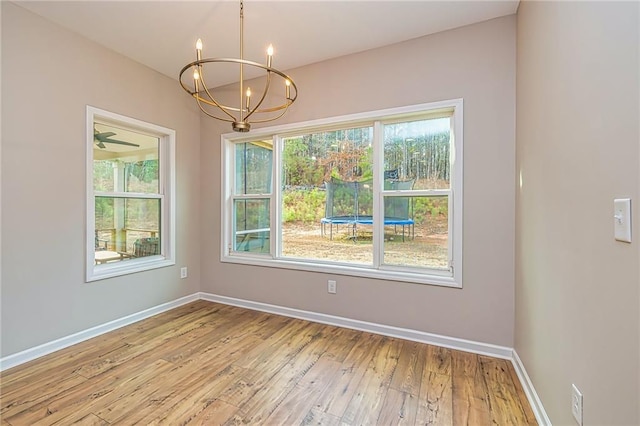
[16,0,519,88]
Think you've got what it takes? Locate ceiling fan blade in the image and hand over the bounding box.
[96,141,106,149]
[102,138,140,147]
[94,131,116,140]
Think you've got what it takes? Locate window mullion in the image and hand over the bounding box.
[372,120,383,268]
[158,135,166,196]
[231,194,271,200]
[95,192,162,199]
[272,135,282,258]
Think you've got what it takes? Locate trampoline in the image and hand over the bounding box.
[321,177,415,241]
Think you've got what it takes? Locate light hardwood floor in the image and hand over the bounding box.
[0,301,537,425]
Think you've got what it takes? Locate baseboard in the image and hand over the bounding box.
[512,349,552,425]
[200,292,513,360]
[0,293,199,372]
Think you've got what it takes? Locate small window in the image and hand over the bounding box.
[87,106,175,281]
[222,99,463,287]
[232,140,273,254]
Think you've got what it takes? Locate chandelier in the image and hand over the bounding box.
[179,0,298,132]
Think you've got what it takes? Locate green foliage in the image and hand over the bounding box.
[412,196,448,224]
[93,161,114,192]
[94,159,160,193]
[235,200,270,230]
[282,189,448,226]
[128,160,158,184]
[283,128,373,186]
[283,138,324,186]
[283,188,326,223]
[278,120,451,226]
[95,197,114,229]
[360,146,374,180]
[94,197,159,232]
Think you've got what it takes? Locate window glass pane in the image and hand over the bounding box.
[383,195,449,269]
[384,118,451,190]
[93,123,159,193]
[235,141,272,195]
[281,127,373,264]
[124,160,159,193]
[234,199,270,253]
[94,197,160,262]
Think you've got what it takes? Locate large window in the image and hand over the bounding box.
[86,106,175,281]
[222,100,462,287]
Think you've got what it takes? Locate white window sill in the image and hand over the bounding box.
[221,254,461,288]
[87,256,175,282]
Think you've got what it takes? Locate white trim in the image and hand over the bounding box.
[200,292,512,359]
[222,99,460,141]
[220,256,459,287]
[0,294,198,372]
[512,350,552,425]
[451,100,463,283]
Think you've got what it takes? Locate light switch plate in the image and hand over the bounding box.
[614,198,631,243]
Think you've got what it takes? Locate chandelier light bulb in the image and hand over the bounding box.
[196,38,203,61]
[267,44,274,67]
[193,69,200,80]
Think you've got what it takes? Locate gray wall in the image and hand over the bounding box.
[516,1,639,424]
[200,16,517,347]
[5,2,639,422]
[1,2,202,357]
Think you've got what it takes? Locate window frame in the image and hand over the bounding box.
[221,99,463,287]
[86,106,176,282]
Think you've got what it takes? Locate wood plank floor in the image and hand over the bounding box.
[0,301,537,425]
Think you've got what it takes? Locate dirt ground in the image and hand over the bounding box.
[281,216,449,269]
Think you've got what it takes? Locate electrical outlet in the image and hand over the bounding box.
[327,280,337,294]
[180,267,188,279]
[572,384,583,425]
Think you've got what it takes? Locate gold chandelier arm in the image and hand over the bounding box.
[243,71,272,122]
[252,99,294,114]
[248,103,291,124]
[247,66,299,115]
[193,94,243,113]
[193,94,235,123]
[180,58,297,116]
[250,73,298,113]
[198,68,237,122]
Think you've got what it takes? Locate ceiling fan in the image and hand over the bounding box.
[94,128,140,149]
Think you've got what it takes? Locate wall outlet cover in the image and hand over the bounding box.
[571,383,583,425]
